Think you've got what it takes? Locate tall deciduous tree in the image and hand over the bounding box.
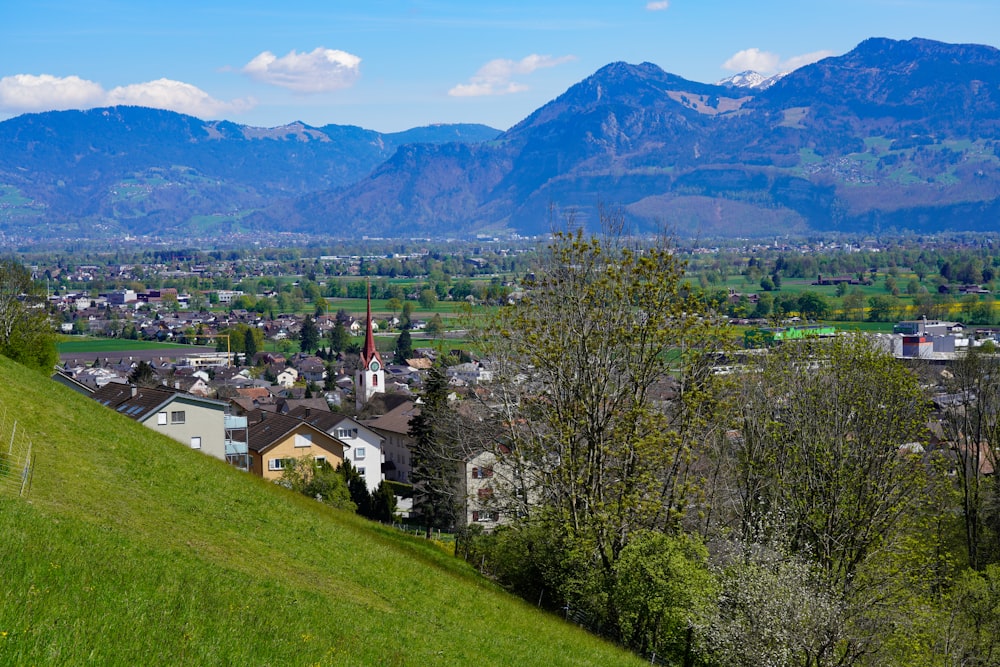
[0,260,56,372]
[477,210,723,637]
[729,334,929,590]
[939,345,1000,570]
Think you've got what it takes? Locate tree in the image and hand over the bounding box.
[385,297,402,322]
[409,366,464,536]
[707,540,848,667]
[338,459,371,517]
[328,322,349,354]
[0,260,57,372]
[299,315,319,353]
[842,287,866,321]
[418,289,438,309]
[939,345,1000,570]
[476,214,722,641]
[128,360,158,387]
[279,455,356,511]
[425,313,444,337]
[796,290,828,320]
[393,328,413,364]
[368,482,398,523]
[868,294,898,322]
[729,334,929,590]
[612,531,716,662]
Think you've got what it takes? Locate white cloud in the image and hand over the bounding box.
[723,47,836,74]
[449,54,577,97]
[107,79,254,118]
[646,1,670,10]
[0,74,105,113]
[723,48,781,73]
[242,47,361,92]
[0,73,254,119]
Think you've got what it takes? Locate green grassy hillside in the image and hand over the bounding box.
[0,357,640,666]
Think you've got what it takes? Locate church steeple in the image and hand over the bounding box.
[361,280,383,370]
[356,280,384,409]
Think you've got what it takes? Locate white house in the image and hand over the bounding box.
[288,407,387,494]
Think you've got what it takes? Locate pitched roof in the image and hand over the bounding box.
[362,400,419,436]
[92,383,227,423]
[285,406,354,431]
[246,413,348,454]
[236,386,271,399]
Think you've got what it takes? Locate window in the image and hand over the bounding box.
[473,466,493,479]
[157,412,167,425]
[170,410,185,424]
[294,433,312,448]
[314,456,327,467]
[357,467,366,476]
[190,436,202,450]
[268,458,294,471]
[477,487,494,499]
[355,447,366,461]
[473,511,498,523]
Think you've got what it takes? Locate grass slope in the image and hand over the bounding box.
[0,357,640,666]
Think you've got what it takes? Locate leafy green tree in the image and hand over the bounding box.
[868,294,898,322]
[842,287,866,321]
[944,565,1000,663]
[612,531,716,661]
[386,297,402,321]
[425,313,444,337]
[0,260,57,372]
[279,455,356,511]
[327,322,350,354]
[795,290,828,320]
[400,302,414,329]
[477,215,723,643]
[939,345,1000,570]
[418,289,438,309]
[730,334,929,589]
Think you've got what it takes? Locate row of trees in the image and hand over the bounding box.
[411,219,1000,665]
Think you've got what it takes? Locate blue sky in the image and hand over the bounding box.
[1,1,998,132]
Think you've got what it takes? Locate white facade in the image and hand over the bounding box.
[334,418,386,493]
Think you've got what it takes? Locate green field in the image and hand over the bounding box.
[58,337,209,354]
[0,356,640,666]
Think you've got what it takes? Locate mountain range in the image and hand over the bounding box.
[2,36,1000,243]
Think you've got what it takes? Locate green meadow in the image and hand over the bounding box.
[57,337,209,355]
[0,356,640,666]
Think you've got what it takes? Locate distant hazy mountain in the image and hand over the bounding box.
[3,36,1000,242]
[278,37,1000,238]
[0,108,499,240]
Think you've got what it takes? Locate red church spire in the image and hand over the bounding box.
[361,280,382,368]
